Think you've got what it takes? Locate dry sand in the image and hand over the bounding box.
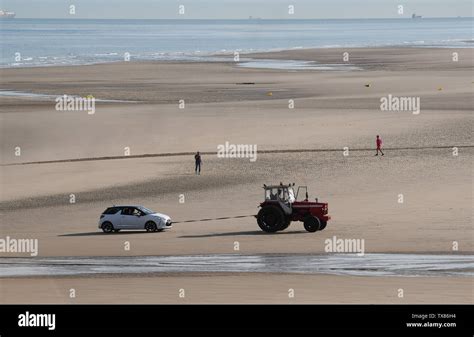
[1,273,471,304]
[0,47,472,303]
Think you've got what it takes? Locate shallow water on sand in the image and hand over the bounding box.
[236,59,360,71]
[0,254,472,278]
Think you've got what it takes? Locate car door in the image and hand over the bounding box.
[108,207,123,228]
[130,208,147,229]
[119,207,137,229]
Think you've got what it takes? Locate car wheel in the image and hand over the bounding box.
[102,222,114,233]
[303,216,321,233]
[145,221,157,232]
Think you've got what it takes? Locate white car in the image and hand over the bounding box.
[98,205,172,233]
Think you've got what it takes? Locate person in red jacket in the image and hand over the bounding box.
[375,135,384,156]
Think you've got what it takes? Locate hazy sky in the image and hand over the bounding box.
[2,0,472,19]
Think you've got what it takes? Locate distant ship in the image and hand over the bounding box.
[411,13,422,19]
[0,10,16,19]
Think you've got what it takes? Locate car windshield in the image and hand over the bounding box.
[137,206,154,215]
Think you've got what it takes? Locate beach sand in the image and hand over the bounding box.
[1,273,471,304]
[0,47,472,303]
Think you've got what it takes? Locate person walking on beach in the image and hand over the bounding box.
[375,135,384,156]
[194,151,202,175]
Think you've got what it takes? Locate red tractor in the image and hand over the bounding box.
[256,183,330,233]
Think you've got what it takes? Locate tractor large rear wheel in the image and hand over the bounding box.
[303,216,321,233]
[279,216,291,231]
[257,206,285,233]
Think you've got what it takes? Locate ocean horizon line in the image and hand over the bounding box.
[4,16,474,21]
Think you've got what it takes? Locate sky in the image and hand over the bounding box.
[1,0,472,19]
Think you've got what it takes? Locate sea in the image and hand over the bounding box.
[0,18,472,68]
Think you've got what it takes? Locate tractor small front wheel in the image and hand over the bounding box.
[303,216,321,233]
[319,221,327,231]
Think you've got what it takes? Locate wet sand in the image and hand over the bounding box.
[1,254,473,278]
